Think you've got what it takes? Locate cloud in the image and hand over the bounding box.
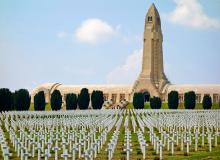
[106,49,142,84]
[166,0,220,29]
[57,31,68,38]
[75,18,117,44]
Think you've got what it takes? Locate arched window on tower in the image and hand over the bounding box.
[148,16,152,22]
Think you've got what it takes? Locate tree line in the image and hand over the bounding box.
[0,88,104,112]
[0,87,216,112]
[133,90,213,110]
[0,88,31,112]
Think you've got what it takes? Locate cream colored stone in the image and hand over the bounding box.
[133,3,169,97]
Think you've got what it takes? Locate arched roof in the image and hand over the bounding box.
[31,83,220,97]
[31,83,61,95]
[31,83,133,95]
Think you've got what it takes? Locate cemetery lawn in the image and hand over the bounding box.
[1,121,220,160]
[127,103,220,109]
[29,103,51,111]
[29,103,220,111]
[169,147,220,160]
[2,108,220,160]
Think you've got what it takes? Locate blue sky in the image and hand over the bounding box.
[0,0,220,91]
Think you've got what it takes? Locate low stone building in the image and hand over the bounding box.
[31,83,132,104]
[166,84,220,103]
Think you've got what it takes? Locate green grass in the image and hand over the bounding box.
[29,103,52,111]
[28,103,219,111]
[127,102,220,110]
[1,110,220,160]
[168,147,220,160]
[195,103,219,109]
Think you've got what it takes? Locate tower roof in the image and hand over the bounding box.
[147,3,160,19]
[145,3,161,28]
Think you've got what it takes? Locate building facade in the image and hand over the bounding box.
[31,4,220,105]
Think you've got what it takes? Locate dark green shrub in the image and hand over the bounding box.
[133,92,144,109]
[66,93,78,110]
[14,89,30,111]
[78,88,90,110]
[0,88,13,112]
[202,95,212,110]
[34,91,46,111]
[168,91,179,109]
[184,91,196,109]
[51,90,62,111]
[91,90,104,109]
[150,97,162,109]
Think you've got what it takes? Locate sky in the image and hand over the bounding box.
[0,0,220,91]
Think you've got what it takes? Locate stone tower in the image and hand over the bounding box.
[132,3,169,98]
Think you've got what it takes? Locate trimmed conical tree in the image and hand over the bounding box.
[133,92,144,109]
[91,90,104,109]
[184,91,196,109]
[14,89,30,111]
[34,91,46,111]
[0,88,13,112]
[168,91,179,109]
[133,93,138,109]
[51,90,62,111]
[202,95,212,110]
[78,88,90,110]
[150,97,162,109]
[66,93,78,110]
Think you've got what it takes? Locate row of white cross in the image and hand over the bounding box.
[137,129,149,159]
[123,129,132,160]
[106,116,122,160]
[0,122,12,160]
[0,110,123,160]
[134,109,220,158]
[0,109,219,160]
